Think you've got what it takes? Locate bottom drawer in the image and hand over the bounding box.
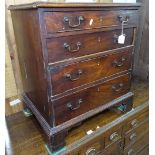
[123,131,149,155]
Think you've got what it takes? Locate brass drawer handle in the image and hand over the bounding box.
[64,69,83,81]
[112,83,124,92]
[112,57,126,67]
[64,42,81,53]
[110,132,120,142]
[131,119,138,128]
[128,149,135,155]
[67,98,83,111]
[118,15,129,23]
[63,16,85,28]
[129,133,137,141]
[85,147,96,155]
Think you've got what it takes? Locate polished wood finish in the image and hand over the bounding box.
[10,10,51,125]
[8,2,141,10]
[50,50,132,95]
[44,10,139,34]
[6,79,148,155]
[47,28,134,63]
[9,2,140,152]
[53,73,131,125]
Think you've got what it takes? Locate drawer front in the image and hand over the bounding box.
[53,73,131,125]
[65,133,104,155]
[78,138,104,155]
[43,10,138,34]
[123,110,149,134]
[105,126,122,147]
[137,145,149,155]
[50,49,132,95]
[47,28,134,62]
[124,119,149,148]
[104,140,123,155]
[123,132,149,155]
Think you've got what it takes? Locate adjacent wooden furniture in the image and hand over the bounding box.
[9,2,141,152]
[6,79,149,155]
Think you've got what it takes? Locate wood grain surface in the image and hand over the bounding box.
[5,79,148,155]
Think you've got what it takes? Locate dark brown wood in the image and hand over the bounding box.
[10,10,52,125]
[8,2,141,10]
[44,10,139,34]
[23,88,133,133]
[50,50,132,95]
[9,3,140,152]
[5,79,148,155]
[47,28,134,63]
[52,73,131,125]
[133,0,149,80]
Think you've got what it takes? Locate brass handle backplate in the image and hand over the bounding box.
[129,133,137,141]
[64,42,81,53]
[112,83,124,92]
[64,69,83,81]
[64,16,85,28]
[67,98,83,111]
[110,132,120,142]
[85,147,96,155]
[131,119,138,128]
[128,149,135,155]
[112,57,126,67]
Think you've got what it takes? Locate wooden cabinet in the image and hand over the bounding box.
[9,2,140,152]
[64,103,148,155]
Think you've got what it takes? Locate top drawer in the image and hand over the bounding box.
[43,10,139,34]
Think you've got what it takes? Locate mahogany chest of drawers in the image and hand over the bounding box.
[9,2,140,152]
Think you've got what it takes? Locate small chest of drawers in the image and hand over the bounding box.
[9,2,140,152]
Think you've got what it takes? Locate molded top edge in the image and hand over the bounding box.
[8,2,141,10]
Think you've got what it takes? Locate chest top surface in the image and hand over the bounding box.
[8,2,141,10]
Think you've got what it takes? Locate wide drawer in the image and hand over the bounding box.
[43,10,139,34]
[52,73,131,125]
[47,28,134,63]
[123,131,149,155]
[50,49,132,95]
[124,119,149,148]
